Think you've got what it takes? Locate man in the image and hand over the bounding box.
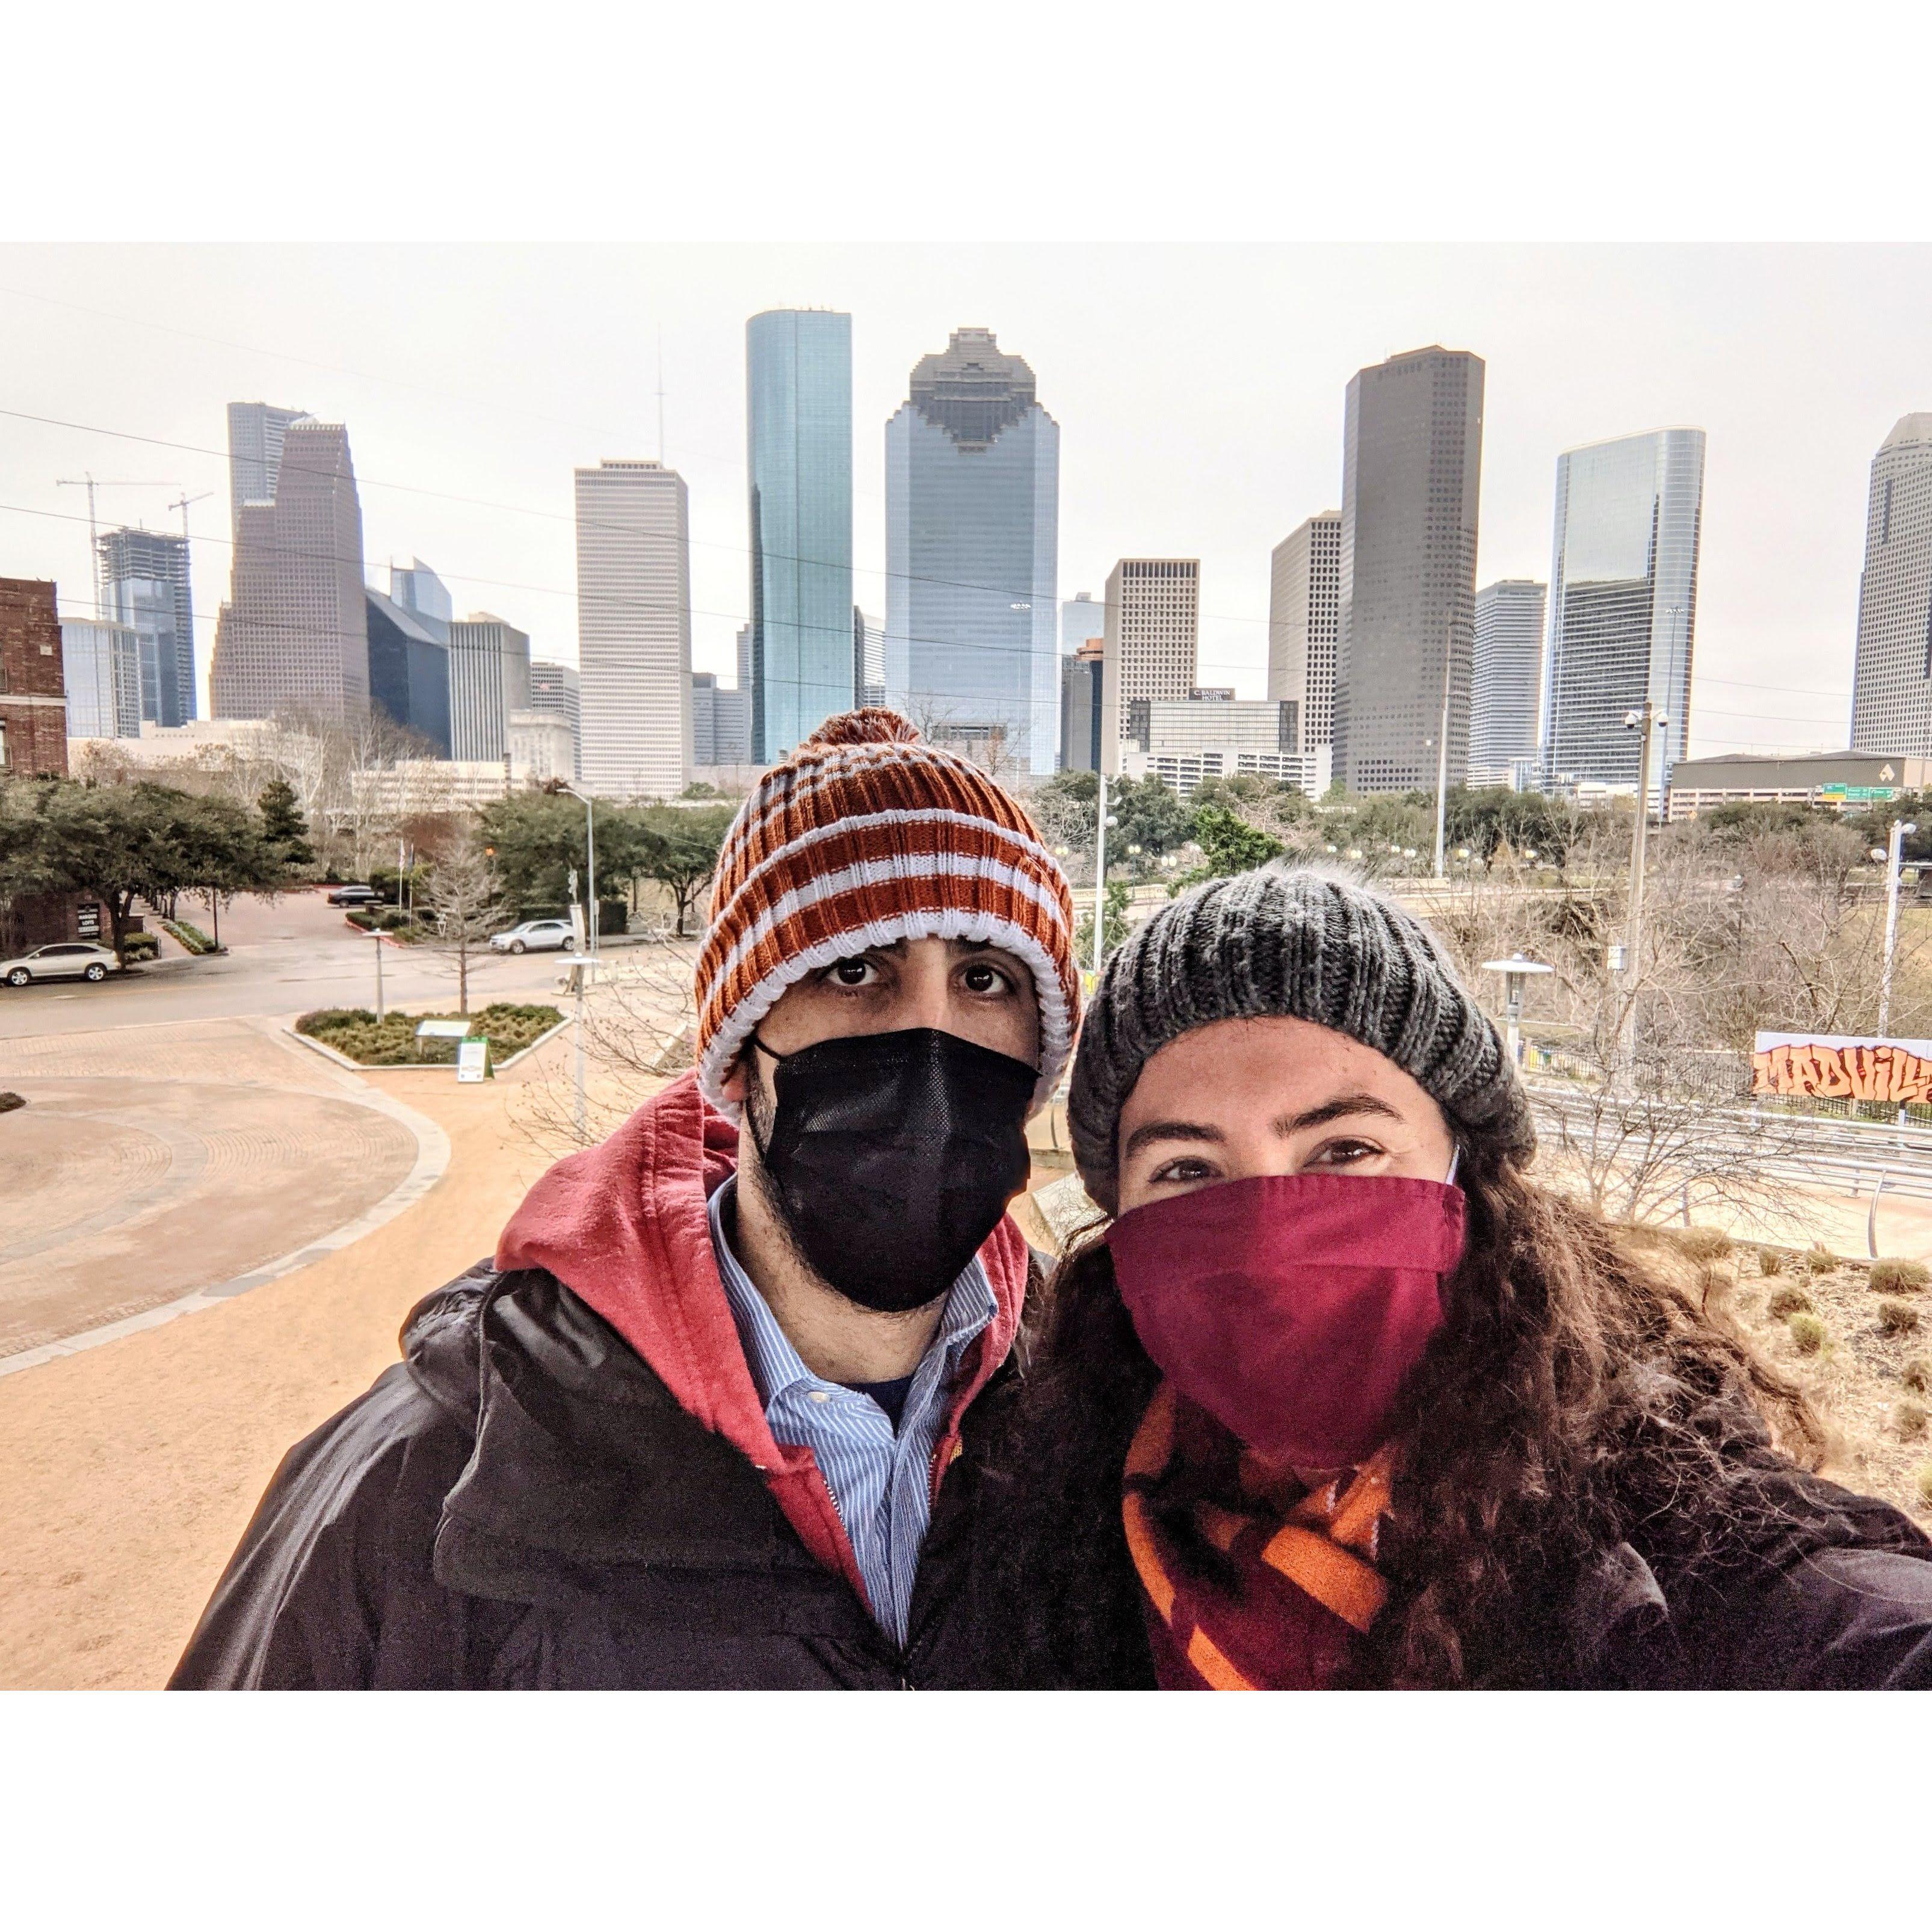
[170,711,1079,1688]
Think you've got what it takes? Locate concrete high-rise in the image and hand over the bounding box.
[1851,415,1932,756]
[575,459,691,799]
[1266,511,1341,756]
[97,526,196,726]
[528,659,581,780]
[1100,558,1199,775]
[1334,347,1485,794]
[691,671,753,767]
[1539,428,1705,800]
[226,401,311,537]
[1061,590,1105,655]
[1469,579,1548,788]
[365,590,452,756]
[853,608,884,710]
[389,558,452,644]
[61,619,142,739]
[209,419,369,721]
[448,613,531,764]
[886,327,1059,776]
[1060,635,1105,773]
[746,310,853,761]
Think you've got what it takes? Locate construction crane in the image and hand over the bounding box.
[168,490,213,540]
[55,475,180,617]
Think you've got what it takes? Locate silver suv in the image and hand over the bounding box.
[2,942,122,987]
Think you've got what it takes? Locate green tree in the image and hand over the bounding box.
[1171,803,1286,892]
[1074,881,1129,966]
[257,777,315,871]
[636,803,736,935]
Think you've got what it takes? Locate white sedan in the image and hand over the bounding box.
[2,942,122,987]
[490,919,578,955]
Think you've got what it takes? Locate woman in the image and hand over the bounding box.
[982,865,1932,1688]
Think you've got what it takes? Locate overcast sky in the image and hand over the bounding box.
[3,242,1927,759]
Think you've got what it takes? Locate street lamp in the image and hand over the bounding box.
[1481,952,1555,1068]
[556,784,602,1142]
[1880,819,1919,1037]
[1618,703,1669,1082]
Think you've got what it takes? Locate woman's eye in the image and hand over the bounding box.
[1309,1138,1380,1168]
[1149,1156,1217,1185]
[827,957,876,988]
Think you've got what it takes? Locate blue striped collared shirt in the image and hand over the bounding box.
[707,1177,998,1648]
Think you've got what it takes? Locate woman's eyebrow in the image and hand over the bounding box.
[1122,1119,1226,1159]
[1274,1093,1404,1135]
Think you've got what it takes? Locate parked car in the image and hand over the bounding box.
[490,918,578,955]
[2,942,122,988]
[327,884,383,907]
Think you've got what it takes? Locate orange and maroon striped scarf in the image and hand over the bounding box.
[1122,1383,1394,1690]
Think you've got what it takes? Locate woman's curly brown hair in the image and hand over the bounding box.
[978,1144,1851,1689]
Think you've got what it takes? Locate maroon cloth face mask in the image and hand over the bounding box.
[1105,1171,1467,1470]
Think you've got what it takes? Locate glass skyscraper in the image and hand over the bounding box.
[1850,415,1932,756]
[1469,578,1547,786]
[1539,428,1705,800]
[747,310,853,760]
[97,526,196,726]
[886,327,1060,777]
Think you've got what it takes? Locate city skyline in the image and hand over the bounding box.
[5,246,1931,765]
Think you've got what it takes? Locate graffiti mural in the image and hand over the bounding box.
[1751,1031,1932,1103]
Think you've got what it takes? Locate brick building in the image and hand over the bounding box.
[1,578,70,778]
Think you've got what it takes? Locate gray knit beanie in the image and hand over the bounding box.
[1067,863,1534,1211]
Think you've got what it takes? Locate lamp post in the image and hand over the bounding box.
[1091,771,1116,975]
[555,785,600,1140]
[559,785,597,955]
[371,926,385,1022]
[1618,701,1668,1084]
[1878,818,1918,1037]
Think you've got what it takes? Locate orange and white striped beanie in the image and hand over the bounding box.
[695,709,1080,1113]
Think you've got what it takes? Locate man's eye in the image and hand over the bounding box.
[961,963,1010,994]
[827,958,876,987]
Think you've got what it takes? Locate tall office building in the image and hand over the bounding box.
[389,557,452,644]
[1851,415,1932,755]
[209,419,369,721]
[853,608,884,709]
[1061,590,1105,655]
[61,619,142,739]
[97,526,196,726]
[886,327,1060,776]
[1469,579,1548,787]
[1334,346,1485,794]
[365,590,452,756]
[1539,428,1705,798]
[227,401,311,537]
[745,310,852,761]
[448,612,531,763]
[575,459,691,799]
[1060,635,1105,773]
[1266,511,1341,756]
[528,659,581,779]
[1099,558,1199,774]
[691,671,754,767]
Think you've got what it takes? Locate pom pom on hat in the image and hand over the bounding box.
[803,708,922,748]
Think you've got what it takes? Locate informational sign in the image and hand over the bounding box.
[1753,1031,1932,1103]
[1816,785,1898,803]
[570,904,587,951]
[457,1039,492,1083]
[76,905,100,938]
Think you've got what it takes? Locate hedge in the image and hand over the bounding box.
[296,1002,563,1067]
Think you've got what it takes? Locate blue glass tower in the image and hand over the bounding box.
[747,310,853,759]
[885,328,1059,777]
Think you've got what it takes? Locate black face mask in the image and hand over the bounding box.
[745,1027,1037,1313]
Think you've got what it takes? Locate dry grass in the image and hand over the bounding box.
[1787,1312,1826,1354]
[1766,1285,1814,1321]
[1804,1244,1841,1276]
[1868,1259,1929,1296]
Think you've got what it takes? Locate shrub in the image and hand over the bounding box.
[1869,1259,1930,1295]
[1756,1246,1786,1276]
[1877,1299,1922,1337]
[120,933,159,961]
[1787,1312,1826,1354]
[1767,1285,1814,1320]
[1904,1357,1931,1394]
[295,1003,562,1067]
[0,1090,24,1114]
[1674,1227,1733,1262]
[1895,1400,1929,1439]
[1804,1244,1839,1276]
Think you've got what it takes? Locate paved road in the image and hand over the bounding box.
[0,890,592,1040]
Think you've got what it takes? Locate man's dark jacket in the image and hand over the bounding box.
[170,1075,1032,1690]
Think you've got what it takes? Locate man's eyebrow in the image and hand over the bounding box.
[1122,1119,1226,1159]
[1273,1093,1404,1135]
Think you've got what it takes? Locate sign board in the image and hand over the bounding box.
[76,905,100,938]
[1752,1030,1932,1103]
[457,1039,492,1083]
[415,1019,473,1041]
[1816,785,1898,803]
[570,904,587,951]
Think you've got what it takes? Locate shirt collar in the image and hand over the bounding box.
[708,1176,996,1410]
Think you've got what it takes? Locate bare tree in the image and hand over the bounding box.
[421,818,505,1016]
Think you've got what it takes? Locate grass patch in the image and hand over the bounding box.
[1904,1357,1931,1394]
[1877,1299,1922,1337]
[1804,1244,1840,1276]
[1788,1312,1826,1354]
[1757,1246,1786,1276]
[1896,1400,1929,1440]
[1869,1258,1930,1295]
[1767,1285,1814,1321]
[1918,1468,1932,1510]
[1671,1226,1734,1263]
[159,918,216,955]
[297,1002,561,1067]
